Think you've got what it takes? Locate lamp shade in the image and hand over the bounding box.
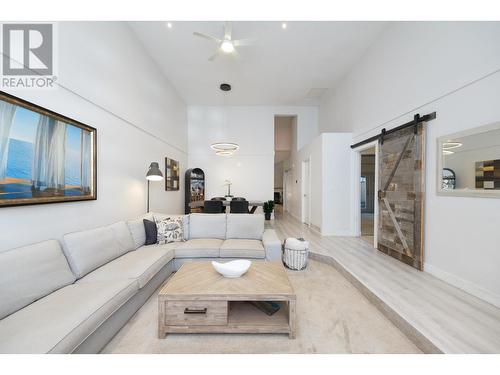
[146,162,163,181]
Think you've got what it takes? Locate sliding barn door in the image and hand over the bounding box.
[377,123,426,270]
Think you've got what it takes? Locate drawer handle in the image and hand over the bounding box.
[184,307,207,314]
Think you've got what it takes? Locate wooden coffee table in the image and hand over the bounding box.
[158,261,296,339]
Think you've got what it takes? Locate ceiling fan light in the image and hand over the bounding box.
[220,40,235,53]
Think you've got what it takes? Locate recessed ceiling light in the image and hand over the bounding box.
[166,22,172,29]
[443,142,463,149]
[220,40,235,53]
[282,22,287,29]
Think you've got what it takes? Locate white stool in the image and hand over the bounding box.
[282,237,309,270]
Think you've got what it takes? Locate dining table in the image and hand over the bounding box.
[189,200,264,214]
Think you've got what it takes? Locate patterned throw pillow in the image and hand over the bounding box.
[156,217,185,244]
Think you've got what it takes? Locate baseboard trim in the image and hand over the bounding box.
[310,251,442,354]
[424,262,500,309]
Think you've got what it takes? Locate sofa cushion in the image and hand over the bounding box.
[220,239,265,259]
[78,243,177,288]
[63,221,135,279]
[109,221,136,256]
[189,213,226,240]
[226,214,264,240]
[126,213,154,249]
[0,240,76,320]
[0,279,137,353]
[175,239,223,258]
[153,213,189,240]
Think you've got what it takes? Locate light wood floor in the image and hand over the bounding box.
[271,210,500,354]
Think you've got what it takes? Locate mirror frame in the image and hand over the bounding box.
[437,121,500,198]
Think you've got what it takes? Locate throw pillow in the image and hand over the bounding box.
[156,217,185,244]
[143,219,158,245]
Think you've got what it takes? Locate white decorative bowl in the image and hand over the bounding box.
[211,260,251,278]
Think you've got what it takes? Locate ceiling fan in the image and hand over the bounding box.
[193,22,253,61]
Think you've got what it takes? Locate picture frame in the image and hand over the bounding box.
[165,157,179,191]
[0,91,97,208]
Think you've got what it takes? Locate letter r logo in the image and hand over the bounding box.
[2,24,53,76]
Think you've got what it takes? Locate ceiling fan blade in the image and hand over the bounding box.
[208,50,221,61]
[193,32,221,43]
[224,22,232,40]
[233,38,255,47]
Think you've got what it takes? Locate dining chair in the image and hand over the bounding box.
[230,199,249,214]
[203,200,224,213]
[211,197,227,212]
[232,197,246,201]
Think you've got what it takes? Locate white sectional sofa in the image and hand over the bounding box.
[0,213,281,354]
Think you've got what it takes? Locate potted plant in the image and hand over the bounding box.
[263,200,275,221]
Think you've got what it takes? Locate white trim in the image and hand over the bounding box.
[310,223,322,235]
[301,157,311,226]
[351,140,379,248]
[424,262,500,309]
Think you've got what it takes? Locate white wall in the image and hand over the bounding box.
[319,22,500,307]
[274,116,293,151]
[284,131,353,235]
[274,161,284,188]
[284,135,323,228]
[322,133,354,236]
[187,106,318,205]
[0,22,187,251]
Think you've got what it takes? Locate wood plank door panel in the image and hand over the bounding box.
[377,123,425,270]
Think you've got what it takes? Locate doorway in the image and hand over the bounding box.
[360,148,376,244]
[274,116,294,217]
[301,158,311,225]
[352,141,379,247]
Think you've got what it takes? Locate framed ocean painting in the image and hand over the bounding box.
[0,91,97,207]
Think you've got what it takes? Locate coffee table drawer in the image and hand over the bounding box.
[164,300,228,326]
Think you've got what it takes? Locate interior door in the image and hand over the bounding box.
[377,123,426,270]
[302,159,310,224]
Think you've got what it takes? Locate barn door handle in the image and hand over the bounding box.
[378,190,386,199]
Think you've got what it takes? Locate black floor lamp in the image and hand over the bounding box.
[146,162,163,213]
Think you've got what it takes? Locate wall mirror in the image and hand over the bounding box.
[437,121,500,198]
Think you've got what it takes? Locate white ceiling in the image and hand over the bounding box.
[129,21,388,106]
